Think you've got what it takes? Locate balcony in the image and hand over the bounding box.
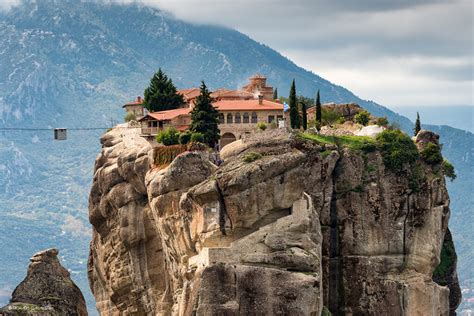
[141,127,159,135]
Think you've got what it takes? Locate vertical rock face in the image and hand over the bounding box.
[0,248,87,316]
[88,128,459,315]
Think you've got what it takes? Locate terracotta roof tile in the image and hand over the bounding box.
[139,108,191,121]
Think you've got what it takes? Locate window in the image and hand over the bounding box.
[227,113,233,124]
[251,112,258,123]
[277,115,283,121]
[219,113,225,124]
[235,112,241,124]
[243,112,249,123]
[268,115,275,123]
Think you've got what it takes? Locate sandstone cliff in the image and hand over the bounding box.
[0,248,87,316]
[88,127,460,315]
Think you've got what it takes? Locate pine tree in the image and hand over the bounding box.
[143,68,184,112]
[315,90,322,129]
[289,80,300,129]
[414,112,421,136]
[273,88,278,100]
[190,81,220,147]
[301,101,308,130]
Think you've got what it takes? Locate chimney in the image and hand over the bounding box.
[137,96,142,103]
[258,94,263,105]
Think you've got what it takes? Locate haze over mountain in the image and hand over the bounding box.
[0,0,472,312]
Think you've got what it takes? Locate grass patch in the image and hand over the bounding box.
[242,152,262,163]
[300,133,376,152]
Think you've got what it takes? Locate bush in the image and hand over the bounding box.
[242,152,262,163]
[354,110,370,126]
[442,159,456,181]
[257,122,267,131]
[321,109,342,127]
[190,132,205,143]
[420,142,443,165]
[375,129,419,171]
[156,127,179,146]
[376,117,389,127]
[269,121,278,129]
[178,131,191,145]
[124,112,136,122]
[336,117,346,124]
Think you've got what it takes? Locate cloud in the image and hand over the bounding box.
[0,0,20,11]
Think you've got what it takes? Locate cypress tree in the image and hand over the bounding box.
[301,101,308,130]
[289,80,300,129]
[414,112,421,136]
[273,88,278,100]
[315,90,322,128]
[143,68,184,112]
[190,81,220,147]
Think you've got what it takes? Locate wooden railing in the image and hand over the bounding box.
[141,127,159,135]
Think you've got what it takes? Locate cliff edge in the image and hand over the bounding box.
[87,126,460,315]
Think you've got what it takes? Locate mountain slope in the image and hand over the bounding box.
[0,0,471,312]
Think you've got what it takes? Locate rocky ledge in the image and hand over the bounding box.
[88,126,460,315]
[0,248,87,316]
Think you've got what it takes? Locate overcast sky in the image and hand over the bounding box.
[2,0,473,107]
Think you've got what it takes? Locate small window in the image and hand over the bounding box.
[243,112,249,123]
[219,113,225,124]
[268,115,275,123]
[277,115,283,121]
[251,112,258,123]
[235,112,241,124]
[227,113,233,124]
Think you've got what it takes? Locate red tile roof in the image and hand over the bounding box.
[212,89,255,99]
[123,96,144,107]
[139,99,283,123]
[139,108,191,121]
[214,99,283,111]
[178,88,201,100]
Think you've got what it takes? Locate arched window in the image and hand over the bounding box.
[251,112,258,123]
[243,112,249,123]
[219,113,225,124]
[227,113,233,124]
[235,112,241,124]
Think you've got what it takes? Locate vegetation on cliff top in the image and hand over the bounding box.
[143,68,184,112]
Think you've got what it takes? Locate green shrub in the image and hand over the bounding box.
[420,142,443,165]
[321,109,342,127]
[178,131,192,144]
[354,110,370,126]
[301,133,376,153]
[376,117,389,127]
[242,152,262,163]
[375,129,419,171]
[336,117,346,124]
[321,306,332,316]
[433,238,456,285]
[442,159,456,181]
[156,127,180,146]
[124,112,136,122]
[269,121,278,129]
[257,122,267,131]
[190,132,205,143]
